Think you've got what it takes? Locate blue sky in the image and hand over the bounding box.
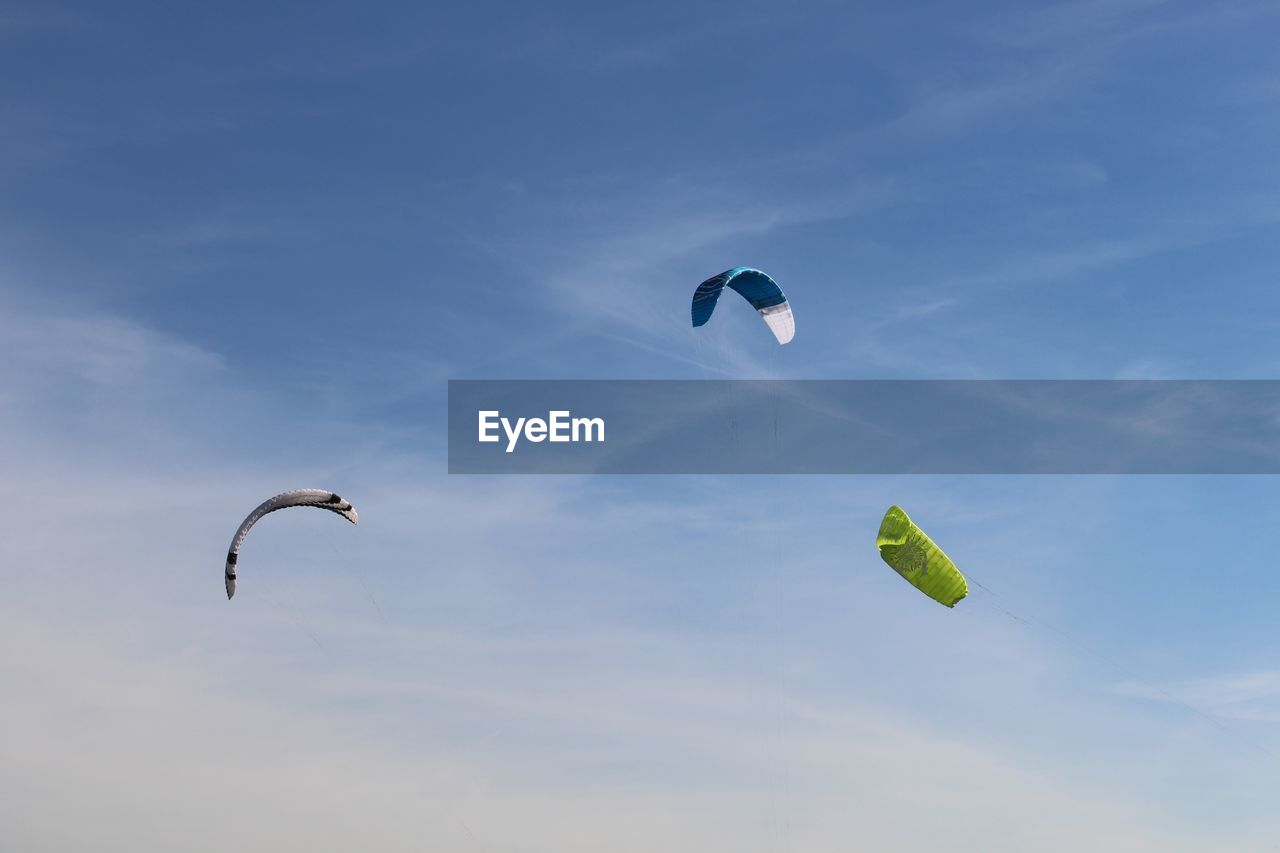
[4,1,1280,849]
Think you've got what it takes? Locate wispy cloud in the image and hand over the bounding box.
[7,290,1280,849]
[1116,670,1280,723]
[471,174,904,377]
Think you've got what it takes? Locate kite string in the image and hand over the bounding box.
[772,348,791,846]
[253,571,331,658]
[691,286,788,839]
[326,537,388,625]
[965,575,1280,766]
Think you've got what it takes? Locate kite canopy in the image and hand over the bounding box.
[876,505,968,607]
[691,267,794,345]
[224,489,358,599]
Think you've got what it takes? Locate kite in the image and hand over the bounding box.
[691,267,794,345]
[224,489,358,599]
[876,505,968,607]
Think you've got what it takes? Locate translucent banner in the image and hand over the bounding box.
[447,380,1280,474]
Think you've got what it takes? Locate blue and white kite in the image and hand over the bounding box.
[691,267,794,345]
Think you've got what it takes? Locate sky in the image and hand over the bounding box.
[4,0,1280,850]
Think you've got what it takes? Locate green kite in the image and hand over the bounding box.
[877,505,968,607]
